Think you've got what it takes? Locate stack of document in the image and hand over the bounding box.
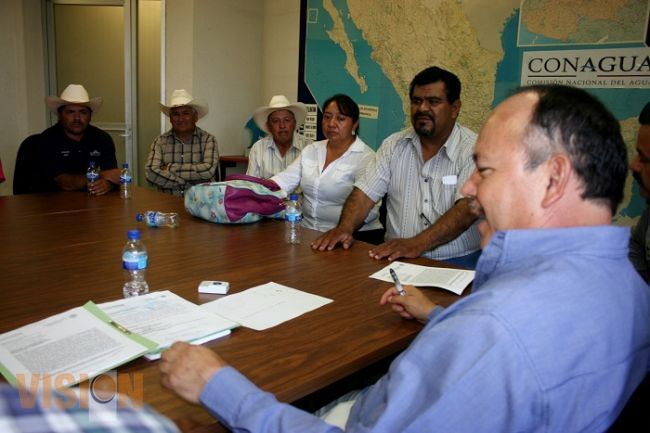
[98,291,239,360]
[0,291,237,390]
[0,284,334,391]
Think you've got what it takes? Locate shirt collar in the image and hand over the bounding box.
[474,226,631,289]
[405,123,461,162]
[173,127,201,143]
[441,123,463,161]
[267,132,300,151]
[319,136,366,154]
[348,136,366,153]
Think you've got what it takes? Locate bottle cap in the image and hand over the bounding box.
[122,163,129,168]
[135,213,144,222]
[289,194,299,200]
[89,161,96,167]
[127,229,141,240]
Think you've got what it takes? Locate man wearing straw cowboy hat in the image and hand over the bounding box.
[14,84,119,195]
[247,95,311,179]
[145,89,219,196]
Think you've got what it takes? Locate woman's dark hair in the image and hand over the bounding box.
[323,93,360,134]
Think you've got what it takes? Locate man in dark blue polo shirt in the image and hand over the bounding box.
[14,84,119,195]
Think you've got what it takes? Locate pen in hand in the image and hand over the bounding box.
[389,268,406,297]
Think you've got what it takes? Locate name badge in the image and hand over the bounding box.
[442,175,457,185]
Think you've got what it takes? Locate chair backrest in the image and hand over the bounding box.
[607,374,649,432]
[13,134,44,194]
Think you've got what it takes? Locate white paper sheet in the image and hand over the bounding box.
[200,282,333,331]
[0,304,153,390]
[98,290,238,359]
[370,261,474,295]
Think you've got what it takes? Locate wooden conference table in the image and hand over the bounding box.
[0,187,469,431]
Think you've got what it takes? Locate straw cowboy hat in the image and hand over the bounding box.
[45,84,103,114]
[160,89,209,119]
[253,95,307,134]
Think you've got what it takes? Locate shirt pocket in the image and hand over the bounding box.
[303,159,320,178]
[431,178,457,215]
[301,159,320,193]
[332,163,357,186]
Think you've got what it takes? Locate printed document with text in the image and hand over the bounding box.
[370,261,474,295]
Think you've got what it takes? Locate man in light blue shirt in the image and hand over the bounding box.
[159,85,650,432]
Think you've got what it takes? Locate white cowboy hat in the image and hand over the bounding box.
[45,84,103,114]
[253,95,307,134]
[160,89,209,119]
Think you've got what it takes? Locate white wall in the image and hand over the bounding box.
[0,0,46,196]
[261,0,300,105]
[166,0,271,156]
[164,0,194,97]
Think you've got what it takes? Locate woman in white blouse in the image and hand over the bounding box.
[271,94,383,243]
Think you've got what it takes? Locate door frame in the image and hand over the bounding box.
[44,0,139,180]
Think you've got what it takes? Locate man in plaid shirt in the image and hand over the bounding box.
[145,89,219,196]
[0,383,179,433]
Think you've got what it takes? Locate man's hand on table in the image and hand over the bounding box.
[160,342,227,404]
[380,284,437,324]
[311,227,355,251]
[368,236,428,261]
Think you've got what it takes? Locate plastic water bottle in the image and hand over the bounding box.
[86,161,99,194]
[136,211,179,228]
[122,229,149,298]
[119,163,132,199]
[284,194,302,244]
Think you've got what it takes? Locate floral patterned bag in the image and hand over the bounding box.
[184,174,286,224]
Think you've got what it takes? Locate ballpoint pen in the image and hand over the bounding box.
[389,268,406,297]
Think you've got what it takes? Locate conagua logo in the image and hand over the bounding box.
[521,47,650,88]
[527,55,650,74]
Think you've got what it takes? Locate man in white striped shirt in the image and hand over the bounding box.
[247,95,311,179]
[312,67,481,268]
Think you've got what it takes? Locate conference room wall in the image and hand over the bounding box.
[165,0,264,157]
[0,0,48,197]
[260,0,301,108]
